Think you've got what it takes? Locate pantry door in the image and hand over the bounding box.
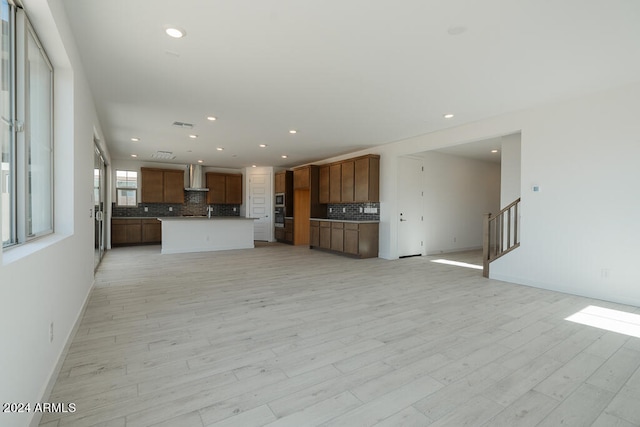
[248,172,272,241]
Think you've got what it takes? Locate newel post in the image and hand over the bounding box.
[482,213,491,278]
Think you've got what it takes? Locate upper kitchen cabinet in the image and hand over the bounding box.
[225,174,243,204]
[318,166,329,204]
[141,168,185,204]
[341,160,355,203]
[206,172,243,204]
[293,166,311,190]
[313,154,380,204]
[354,155,380,202]
[329,163,341,203]
[275,170,287,193]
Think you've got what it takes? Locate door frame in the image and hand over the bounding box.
[396,155,425,258]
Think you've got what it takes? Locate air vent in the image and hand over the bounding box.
[151,151,176,160]
[172,121,194,129]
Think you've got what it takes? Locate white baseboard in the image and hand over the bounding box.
[29,281,95,427]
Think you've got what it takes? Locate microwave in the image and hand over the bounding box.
[275,193,285,207]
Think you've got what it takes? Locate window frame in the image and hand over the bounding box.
[1,2,54,249]
[115,169,138,207]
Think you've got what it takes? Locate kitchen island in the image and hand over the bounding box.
[158,217,256,254]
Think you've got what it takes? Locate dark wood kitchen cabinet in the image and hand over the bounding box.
[318,166,330,204]
[111,219,142,245]
[329,163,342,203]
[310,220,320,246]
[206,172,243,204]
[319,221,331,249]
[309,220,378,258]
[292,165,325,245]
[313,154,379,204]
[141,168,185,204]
[354,155,380,202]
[293,166,311,189]
[141,219,162,243]
[112,218,162,246]
[341,160,355,202]
[330,221,344,252]
[225,174,243,204]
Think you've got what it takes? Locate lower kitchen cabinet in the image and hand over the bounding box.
[112,218,161,246]
[309,220,378,258]
[142,219,162,243]
[319,221,331,249]
[331,222,344,252]
[285,219,294,242]
[310,221,320,246]
[275,219,294,244]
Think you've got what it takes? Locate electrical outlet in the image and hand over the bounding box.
[233,207,237,212]
[359,207,363,213]
[169,206,173,212]
[342,207,346,213]
[49,322,54,343]
[144,206,148,212]
[329,208,332,213]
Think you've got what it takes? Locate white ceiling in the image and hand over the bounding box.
[60,0,640,169]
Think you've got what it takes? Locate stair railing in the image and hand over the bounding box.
[483,197,521,278]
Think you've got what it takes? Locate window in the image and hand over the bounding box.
[1,0,15,247]
[1,2,54,248]
[116,170,137,207]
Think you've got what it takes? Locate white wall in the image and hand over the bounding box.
[0,1,106,426]
[490,83,640,306]
[500,133,521,207]
[422,151,500,254]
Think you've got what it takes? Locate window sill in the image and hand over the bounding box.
[2,233,70,266]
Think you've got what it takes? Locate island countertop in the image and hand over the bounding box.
[158,217,256,221]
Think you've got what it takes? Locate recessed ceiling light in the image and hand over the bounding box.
[131,154,137,158]
[259,144,267,148]
[189,134,198,139]
[131,137,140,142]
[165,27,185,38]
[197,159,204,163]
[281,155,288,159]
[216,147,224,151]
[289,130,297,134]
[443,114,454,119]
[252,164,257,168]
[491,149,499,153]
[207,116,217,121]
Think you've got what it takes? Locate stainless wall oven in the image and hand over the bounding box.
[275,193,285,207]
[274,206,285,227]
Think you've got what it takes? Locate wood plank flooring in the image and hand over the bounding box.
[41,244,640,426]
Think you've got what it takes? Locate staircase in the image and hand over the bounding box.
[483,198,521,278]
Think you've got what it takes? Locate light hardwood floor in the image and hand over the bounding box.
[41,244,640,426]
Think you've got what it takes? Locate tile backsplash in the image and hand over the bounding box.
[327,202,380,221]
[112,191,240,218]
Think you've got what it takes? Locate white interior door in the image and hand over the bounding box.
[248,173,272,241]
[397,156,424,257]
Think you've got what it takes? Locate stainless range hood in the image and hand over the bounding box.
[185,164,209,191]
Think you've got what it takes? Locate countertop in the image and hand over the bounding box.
[309,218,379,224]
[158,217,256,221]
[112,217,161,220]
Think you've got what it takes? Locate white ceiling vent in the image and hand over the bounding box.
[172,121,194,129]
[151,151,176,160]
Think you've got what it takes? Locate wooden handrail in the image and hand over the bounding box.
[483,198,521,278]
